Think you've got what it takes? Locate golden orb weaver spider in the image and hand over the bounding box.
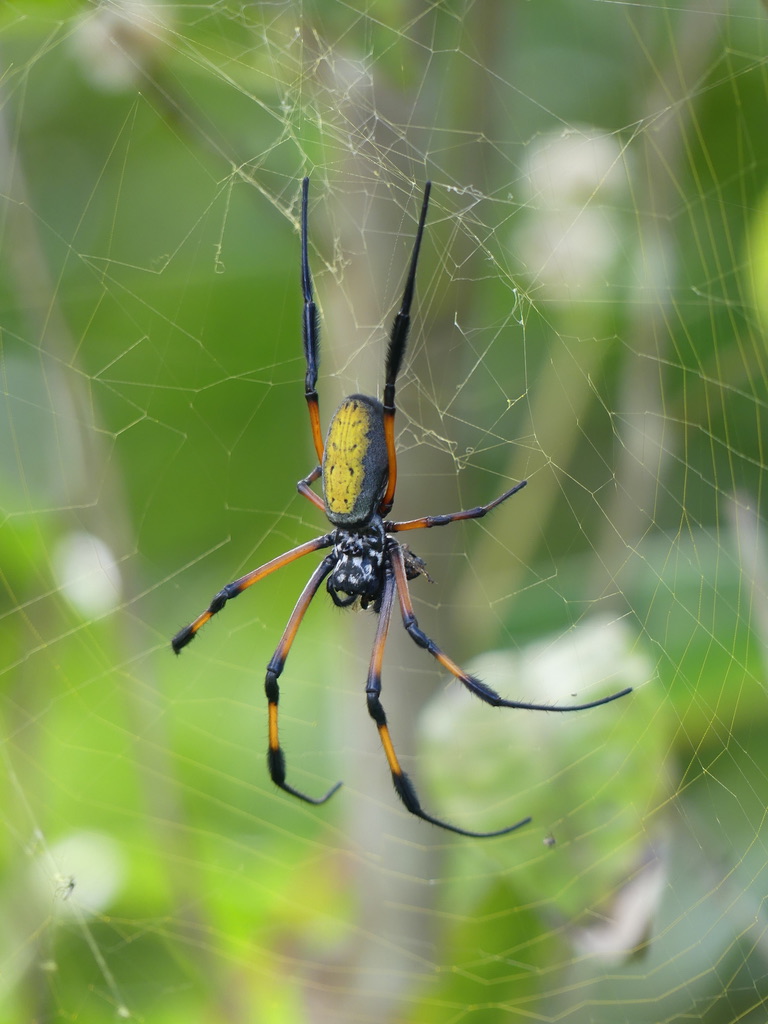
[172,178,632,838]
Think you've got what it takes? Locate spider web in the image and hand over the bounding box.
[1,1,767,1021]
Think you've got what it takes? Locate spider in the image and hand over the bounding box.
[171,178,632,838]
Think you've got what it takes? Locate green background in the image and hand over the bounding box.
[1,1,767,1021]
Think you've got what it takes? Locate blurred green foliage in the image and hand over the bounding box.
[1,2,767,1022]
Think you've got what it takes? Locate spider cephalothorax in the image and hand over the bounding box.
[172,177,631,837]
[327,520,386,608]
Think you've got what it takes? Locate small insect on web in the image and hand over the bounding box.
[171,178,632,837]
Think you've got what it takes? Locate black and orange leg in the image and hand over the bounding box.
[301,177,324,463]
[387,480,528,533]
[265,554,342,804]
[297,465,325,512]
[171,533,334,653]
[366,570,530,838]
[389,542,632,712]
[380,182,432,517]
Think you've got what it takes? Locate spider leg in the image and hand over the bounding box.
[389,542,631,712]
[171,533,334,653]
[387,480,527,533]
[301,177,324,463]
[297,465,325,512]
[380,182,432,517]
[266,554,342,805]
[366,570,530,838]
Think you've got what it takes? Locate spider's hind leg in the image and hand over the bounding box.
[379,182,432,517]
[300,177,324,463]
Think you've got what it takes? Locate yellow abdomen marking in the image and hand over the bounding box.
[323,395,387,525]
[324,398,372,514]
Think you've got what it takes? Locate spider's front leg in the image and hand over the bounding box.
[389,542,631,712]
[171,533,334,653]
[365,568,530,838]
[264,554,342,805]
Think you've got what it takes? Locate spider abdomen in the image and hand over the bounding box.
[323,394,388,526]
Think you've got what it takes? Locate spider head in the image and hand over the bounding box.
[327,522,386,608]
